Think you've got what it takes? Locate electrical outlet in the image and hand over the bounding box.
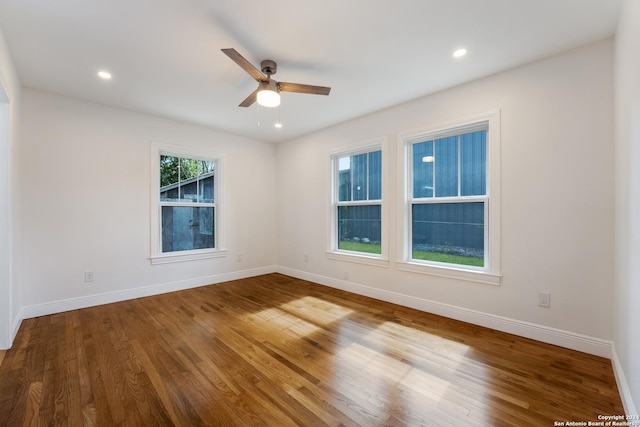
[236,254,242,262]
[304,254,309,262]
[84,271,95,283]
[538,292,551,308]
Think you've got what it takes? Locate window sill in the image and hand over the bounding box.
[149,249,227,265]
[396,261,501,286]
[326,251,389,268]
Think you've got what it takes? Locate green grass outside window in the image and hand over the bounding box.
[338,241,483,267]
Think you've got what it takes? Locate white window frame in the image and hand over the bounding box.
[149,142,227,265]
[397,111,501,285]
[327,140,388,267]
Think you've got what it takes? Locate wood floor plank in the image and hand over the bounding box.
[0,273,624,426]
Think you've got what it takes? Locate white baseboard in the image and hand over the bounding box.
[10,308,22,345]
[611,345,639,416]
[20,265,278,320]
[277,266,613,358]
[0,310,22,351]
[0,309,24,350]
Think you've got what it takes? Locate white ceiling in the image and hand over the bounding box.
[0,0,622,143]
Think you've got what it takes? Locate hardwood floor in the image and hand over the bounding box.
[0,274,623,426]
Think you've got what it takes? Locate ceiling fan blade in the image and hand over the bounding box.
[278,82,331,96]
[239,88,258,107]
[221,48,266,82]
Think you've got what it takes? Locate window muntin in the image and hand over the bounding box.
[409,125,488,269]
[333,148,382,256]
[159,154,217,254]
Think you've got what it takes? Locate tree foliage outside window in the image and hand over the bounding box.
[160,156,214,187]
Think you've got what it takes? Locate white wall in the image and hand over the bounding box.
[277,39,615,354]
[0,25,21,350]
[19,88,277,314]
[614,0,640,414]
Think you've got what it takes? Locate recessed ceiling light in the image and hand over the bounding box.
[453,48,467,58]
[274,122,283,129]
[97,71,112,80]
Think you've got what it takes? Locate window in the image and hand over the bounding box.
[401,112,501,285]
[330,146,383,259]
[160,155,215,252]
[150,143,225,264]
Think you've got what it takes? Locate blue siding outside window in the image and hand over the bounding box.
[461,131,487,196]
[411,203,485,256]
[338,205,381,245]
[435,136,458,197]
[338,151,382,203]
[412,141,433,198]
[411,127,487,267]
[335,148,382,255]
[352,153,368,201]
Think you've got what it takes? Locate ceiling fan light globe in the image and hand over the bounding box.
[257,89,280,107]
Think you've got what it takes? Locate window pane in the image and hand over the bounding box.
[338,205,381,254]
[411,202,484,267]
[413,141,434,198]
[196,160,215,203]
[337,150,382,202]
[338,156,352,202]
[352,153,368,201]
[198,160,214,176]
[460,130,486,196]
[434,136,458,197]
[162,206,214,252]
[160,155,179,186]
[368,151,382,200]
[160,156,215,203]
[160,155,180,201]
[199,175,214,203]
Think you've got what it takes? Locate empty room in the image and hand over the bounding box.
[0,0,638,425]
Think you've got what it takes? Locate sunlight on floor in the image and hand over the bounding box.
[334,321,532,424]
[338,340,464,404]
[280,296,354,325]
[332,319,483,421]
[243,297,513,424]
[368,321,470,364]
[247,307,321,336]
[245,297,353,338]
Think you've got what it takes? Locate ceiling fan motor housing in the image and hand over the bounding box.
[261,59,277,76]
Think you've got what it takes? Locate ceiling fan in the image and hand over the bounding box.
[221,48,331,108]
